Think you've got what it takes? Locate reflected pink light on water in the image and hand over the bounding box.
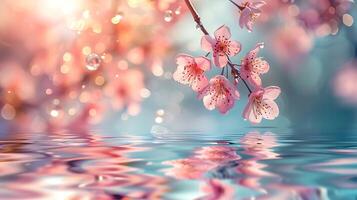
[1,131,357,198]
[198,179,235,200]
[257,184,327,200]
[163,145,241,180]
[195,146,241,163]
[0,132,168,199]
[236,132,279,190]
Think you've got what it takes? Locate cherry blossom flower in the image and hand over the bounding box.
[243,86,281,123]
[240,43,269,88]
[198,75,240,114]
[236,0,266,31]
[201,25,241,67]
[173,54,211,92]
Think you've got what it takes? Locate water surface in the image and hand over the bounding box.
[0,130,357,199]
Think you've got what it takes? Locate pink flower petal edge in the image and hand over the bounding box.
[241,43,269,88]
[201,25,241,68]
[173,54,211,92]
[243,86,281,124]
[237,0,266,32]
[198,75,240,114]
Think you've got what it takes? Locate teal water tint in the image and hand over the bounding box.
[0,130,357,199]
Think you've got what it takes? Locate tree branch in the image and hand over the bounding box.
[184,0,209,35]
[184,0,252,94]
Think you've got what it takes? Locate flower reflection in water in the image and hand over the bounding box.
[163,131,329,200]
[163,145,240,199]
[236,132,279,191]
[0,132,168,199]
[163,146,240,180]
[197,179,235,200]
[2,131,357,199]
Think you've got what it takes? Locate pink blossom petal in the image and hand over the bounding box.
[252,58,269,74]
[173,68,189,84]
[201,35,215,52]
[250,7,261,15]
[216,94,235,114]
[214,54,228,68]
[199,75,237,113]
[261,99,279,120]
[223,81,240,100]
[263,86,281,100]
[233,90,240,100]
[194,56,211,71]
[197,85,208,100]
[246,22,254,32]
[252,0,266,8]
[214,25,231,40]
[240,68,250,80]
[241,43,268,87]
[243,101,262,124]
[203,93,218,111]
[252,104,264,123]
[192,74,208,92]
[217,79,239,113]
[198,82,216,110]
[243,86,280,123]
[242,100,252,119]
[173,55,193,85]
[249,73,262,88]
[228,40,241,56]
[244,43,262,64]
[214,75,229,83]
[174,55,210,92]
[176,54,194,68]
[239,9,251,29]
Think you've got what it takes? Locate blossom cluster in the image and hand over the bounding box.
[164,132,325,199]
[174,0,281,124]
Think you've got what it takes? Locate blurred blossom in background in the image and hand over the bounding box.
[0,0,356,135]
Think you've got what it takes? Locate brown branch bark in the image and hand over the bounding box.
[183,0,209,35]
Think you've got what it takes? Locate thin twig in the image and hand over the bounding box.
[184,0,209,35]
[226,57,252,94]
[184,0,252,95]
[227,0,245,10]
[229,63,252,93]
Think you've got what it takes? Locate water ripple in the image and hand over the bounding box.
[0,130,357,199]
